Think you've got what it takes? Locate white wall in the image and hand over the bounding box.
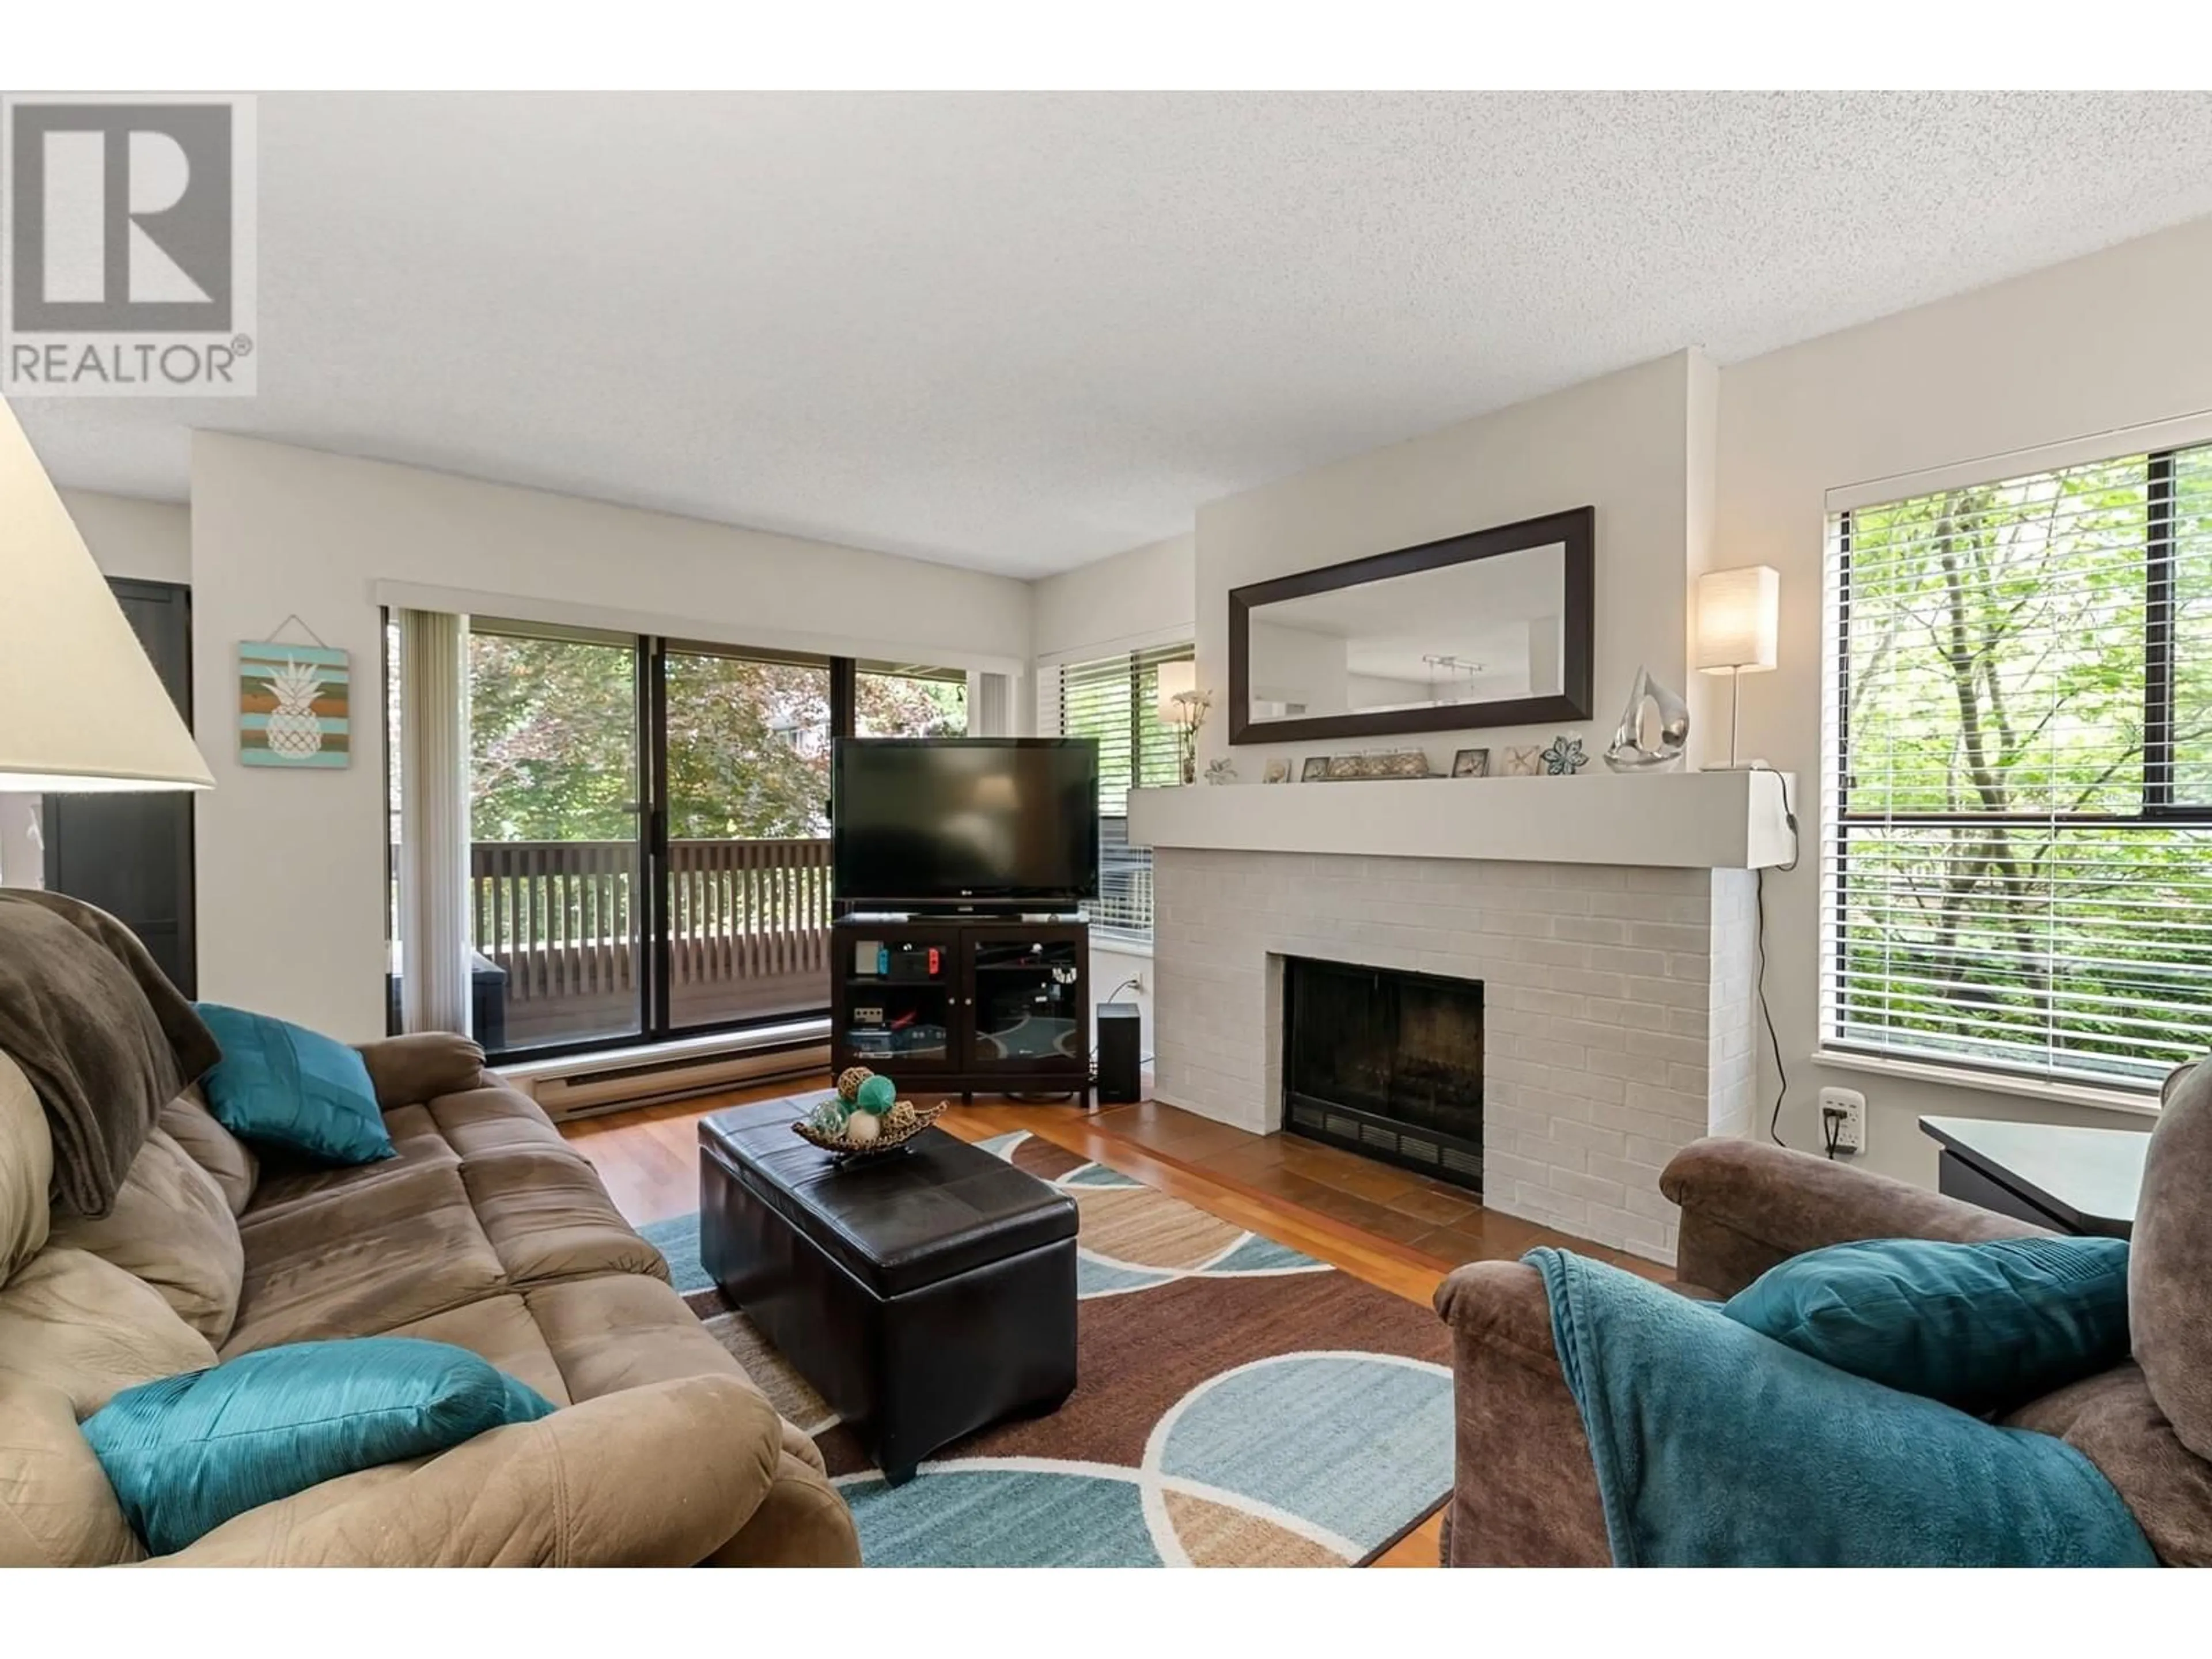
[1028,532,1195,1066]
[1347,671,1446,707]
[1716,217,2212,1181]
[1092,942,1154,1075]
[58,489,191,585]
[1249,618,1350,714]
[190,434,1035,1040]
[1032,532,1195,663]
[1196,350,1705,781]
[1681,349,1723,756]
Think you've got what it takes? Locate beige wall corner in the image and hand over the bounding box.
[57,490,191,587]
[1031,532,1196,665]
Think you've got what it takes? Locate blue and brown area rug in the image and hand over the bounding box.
[642,1130,1452,1567]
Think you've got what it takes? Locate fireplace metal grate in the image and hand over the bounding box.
[1287,1095,1484,1193]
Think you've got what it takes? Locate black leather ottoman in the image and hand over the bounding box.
[698,1097,1079,1483]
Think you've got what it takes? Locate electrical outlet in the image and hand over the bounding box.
[1817,1086,1866,1156]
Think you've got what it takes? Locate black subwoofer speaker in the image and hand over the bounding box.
[1096,1002,1142,1104]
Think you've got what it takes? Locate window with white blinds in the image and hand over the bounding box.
[1048,643,1194,943]
[1823,440,2212,1090]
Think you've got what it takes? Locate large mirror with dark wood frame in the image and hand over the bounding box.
[1228,506,1595,746]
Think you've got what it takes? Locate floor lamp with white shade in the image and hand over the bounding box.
[0,397,213,884]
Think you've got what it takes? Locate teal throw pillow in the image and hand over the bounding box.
[82,1337,557,1554]
[194,1002,395,1165]
[1723,1235,2131,1415]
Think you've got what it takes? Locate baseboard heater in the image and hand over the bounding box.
[520,1035,828,1122]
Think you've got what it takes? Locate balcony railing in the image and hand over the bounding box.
[468,836,832,1049]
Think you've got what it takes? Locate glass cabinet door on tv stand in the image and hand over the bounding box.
[836,923,961,1075]
[964,929,1086,1080]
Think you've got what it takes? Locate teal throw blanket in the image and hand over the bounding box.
[1529,1248,2156,1567]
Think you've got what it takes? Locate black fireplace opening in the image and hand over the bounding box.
[1282,957,1483,1194]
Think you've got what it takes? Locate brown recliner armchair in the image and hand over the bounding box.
[1433,1066,2212,1567]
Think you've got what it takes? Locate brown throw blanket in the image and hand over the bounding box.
[0,891,219,1217]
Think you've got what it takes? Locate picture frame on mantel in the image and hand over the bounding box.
[1226,505,1596,748]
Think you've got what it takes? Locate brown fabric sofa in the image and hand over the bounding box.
[0,1033,860,1567]
[1434,1071,2212,1567]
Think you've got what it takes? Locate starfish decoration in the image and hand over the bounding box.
[1541,736,1588,776]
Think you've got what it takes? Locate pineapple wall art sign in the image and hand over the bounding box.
[238,643,350,768]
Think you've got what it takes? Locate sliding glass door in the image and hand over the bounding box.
[660,645,835,1033]
[466,623,646,1051]
[435,623,976,1060]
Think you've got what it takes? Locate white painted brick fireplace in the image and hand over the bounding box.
[1129,774,1791,1265]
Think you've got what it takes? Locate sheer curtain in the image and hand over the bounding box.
[0,794,40,887]
[969,670,1016,736]
[396,608,473,1036]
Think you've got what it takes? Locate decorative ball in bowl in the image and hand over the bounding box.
[793,1067,942,1161]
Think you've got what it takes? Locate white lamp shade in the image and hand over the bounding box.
[1154,658,1198,722]
[1695,566,1781,675]
[0,398,214,791]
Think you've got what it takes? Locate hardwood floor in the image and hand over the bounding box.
[560,1081,1671,1568]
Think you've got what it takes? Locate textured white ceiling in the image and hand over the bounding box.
[19,91,2212,578]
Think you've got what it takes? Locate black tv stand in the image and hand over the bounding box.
[830,915,1092,1107]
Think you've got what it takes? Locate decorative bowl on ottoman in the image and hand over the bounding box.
[791,1067,941,1161]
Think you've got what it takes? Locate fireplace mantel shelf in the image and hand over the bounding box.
[1127,770,1798,871]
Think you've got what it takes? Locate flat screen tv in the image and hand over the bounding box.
[832,737,1100,909]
